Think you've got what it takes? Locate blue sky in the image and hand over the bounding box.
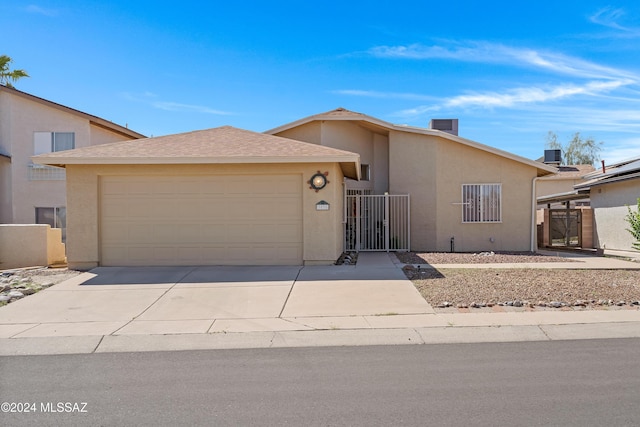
[3,1,640,163]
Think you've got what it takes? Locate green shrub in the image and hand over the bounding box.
[625,198,640,251]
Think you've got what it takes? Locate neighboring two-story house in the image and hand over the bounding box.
[0,85,145,240]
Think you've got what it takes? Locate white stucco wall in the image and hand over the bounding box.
[590,179,639,251]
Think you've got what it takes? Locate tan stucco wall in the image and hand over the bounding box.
[0,157,11,223]
[276,121,322,145]
[536,178,584,198]
[0,224,65,269]
[388,131,438,249]
[65,163,345,269]
[276,121,389,194]
[0,91,137,225]
[389,131,537,252]
[590,179,639,251]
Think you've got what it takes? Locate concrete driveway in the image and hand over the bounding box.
[0,253,434,338]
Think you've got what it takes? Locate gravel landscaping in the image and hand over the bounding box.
[400,252,640,311]
[396,251,576,264]
[0,268,82,306]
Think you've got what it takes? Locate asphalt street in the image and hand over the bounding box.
[1,338,639,426]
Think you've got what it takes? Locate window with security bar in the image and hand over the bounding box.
[462,184,502,223]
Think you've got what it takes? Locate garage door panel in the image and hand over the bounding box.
[100,175,303,266]
[200,224,229,241]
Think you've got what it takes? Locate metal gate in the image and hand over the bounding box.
[345,193,410,252]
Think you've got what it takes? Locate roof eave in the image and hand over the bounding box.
[265,110,396,135]
[267,110,557,177]
[574,170,640,190]
[32,154,361,173]
[1,85,146,139]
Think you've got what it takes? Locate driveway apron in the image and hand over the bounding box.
[0,254,433,338]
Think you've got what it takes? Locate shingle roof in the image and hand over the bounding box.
[33,126,361,178]
[538,164,595,180]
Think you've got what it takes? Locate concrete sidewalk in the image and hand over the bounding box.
[0,252,639,356]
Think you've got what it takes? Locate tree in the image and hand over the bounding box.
[0,55,29,88]
[546,131,603,165]
[625,198,640,251]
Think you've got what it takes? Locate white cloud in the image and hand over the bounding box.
[341,80,633,117]
[368,41,636,80]
[25,4,58,16]
[589,7,640,36]
[603,138,640,164]
[332,89,435,101]
[151,101,231,115]
[121,92,231,115]
[442,80,632,109]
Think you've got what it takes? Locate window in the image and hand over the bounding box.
[462,184,501,223]
[36,207,67,241]
[34,132,75,155]
[360,164,370,181]
[30,132,73,180]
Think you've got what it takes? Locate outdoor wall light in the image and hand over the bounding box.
[309,171,329,192]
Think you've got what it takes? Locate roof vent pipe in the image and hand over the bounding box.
[601,160,605,173]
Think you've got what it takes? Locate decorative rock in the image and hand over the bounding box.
[0,295,10,302]
[537,301,547,307]
[20,278,31,284]
[574,300,587,307]
[457,303,468,309]
[438,302,452,308]
[616,301,626,306]
[41,282,55,288]
[8,290,24,299]
[513,300,523,307]
[0,284,10,292]
[632,301,640,306]
[550,301,563,308]
[21,288,36,296]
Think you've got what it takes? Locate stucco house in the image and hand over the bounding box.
[574,157,640,252]
[33,108,557,269]
[0,85,145,240]
[268,108,556,254]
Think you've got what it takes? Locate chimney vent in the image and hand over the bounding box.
[429,119,458,136]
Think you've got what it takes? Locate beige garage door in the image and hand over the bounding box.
[100,175,303,266]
